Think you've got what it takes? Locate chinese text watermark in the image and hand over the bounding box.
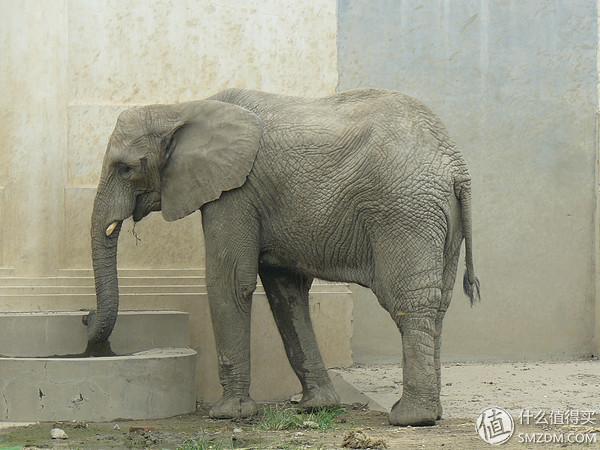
[476,407,598,445]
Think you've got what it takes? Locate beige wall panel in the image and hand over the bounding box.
[67,104,127,187]
[67,0,337,104]
[0,0,68,275]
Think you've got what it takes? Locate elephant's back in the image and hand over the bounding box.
[216,88,464,201]
[214,87,461,164]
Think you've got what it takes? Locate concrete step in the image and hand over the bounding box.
[0,276,205,286]
[0,292,200,306]
[0,268,15,276]
[0,279,348,293]
[0,282,351,313]
[0,282,350,303]
[0,293,202,312]
[0,285,204,295]
[57,268,204,277]
[0,310,190,357]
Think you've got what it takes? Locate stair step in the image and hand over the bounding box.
[0,283,350,309]
[0,276,204,286]
[57,268,204,277]
[0,293,203,313]
[0,285,205,295]
[0,268,15,276]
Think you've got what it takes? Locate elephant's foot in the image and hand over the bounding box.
[436,400,443,421]
[389,396,437,426]
[299,383,340,410]
[209,396,258,419]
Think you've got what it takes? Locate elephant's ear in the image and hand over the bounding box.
[160,100,262,221]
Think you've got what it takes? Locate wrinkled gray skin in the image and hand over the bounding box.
[89,88,480,426]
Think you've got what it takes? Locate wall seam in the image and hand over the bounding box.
[595,0,600,356]
[335,0,341,93]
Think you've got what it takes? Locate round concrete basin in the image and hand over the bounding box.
[0,310,191,357]
[0,311,197,421]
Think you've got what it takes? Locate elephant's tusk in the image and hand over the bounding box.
[105,222,118,237]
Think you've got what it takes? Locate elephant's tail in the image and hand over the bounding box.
[456,180,481,306]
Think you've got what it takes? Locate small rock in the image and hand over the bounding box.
[96,434,117,441]
[51,428,68,439]
[295,431,305,437]
[129,426,155,433]
[113,423,121,431]
[233,427,242,433]
[302,420,319,429]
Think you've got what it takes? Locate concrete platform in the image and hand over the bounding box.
[0,310,197,421]
[0,348,197,422]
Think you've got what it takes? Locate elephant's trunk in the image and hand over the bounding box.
[87,194,123,345]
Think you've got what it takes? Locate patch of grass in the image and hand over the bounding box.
[177,435,234,450]
[258,405,346,431]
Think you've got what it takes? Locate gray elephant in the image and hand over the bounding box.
[88,88,479,426]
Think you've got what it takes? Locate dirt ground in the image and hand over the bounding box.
[336,360,600,419]
[0,361,598,449]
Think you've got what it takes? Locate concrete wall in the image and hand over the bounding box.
[338,0,598,363]
[0,0,350,402]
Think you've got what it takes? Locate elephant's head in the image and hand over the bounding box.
[87,100,262,345]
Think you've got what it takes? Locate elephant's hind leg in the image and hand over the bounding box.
[374,236,444,427]
[391,290,440,426]
[259,265,340,409]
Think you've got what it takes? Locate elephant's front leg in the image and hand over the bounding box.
[203,203,260,419]
[208,279,258,419]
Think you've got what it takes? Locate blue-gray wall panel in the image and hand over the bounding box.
[338,0,597,362]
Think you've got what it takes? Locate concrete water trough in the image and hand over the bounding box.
[0,311,197,421]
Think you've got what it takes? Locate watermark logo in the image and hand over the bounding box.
[476,407,598,445]
[476,406,515,445]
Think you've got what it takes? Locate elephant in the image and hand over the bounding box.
[88,88,480,426]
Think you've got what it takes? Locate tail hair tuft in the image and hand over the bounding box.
[463,271,481,306]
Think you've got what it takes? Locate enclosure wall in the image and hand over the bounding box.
[1,0,599,389]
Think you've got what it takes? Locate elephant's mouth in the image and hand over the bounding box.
[104,191,161,237]
[132,191,161,222]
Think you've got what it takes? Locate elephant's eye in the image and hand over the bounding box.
[117,163,133,178]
